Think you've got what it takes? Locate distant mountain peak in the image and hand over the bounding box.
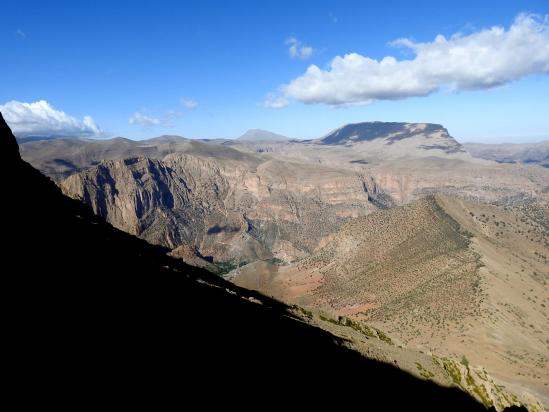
[237,129,290,142]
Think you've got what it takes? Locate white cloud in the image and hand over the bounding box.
[181,98,198,109]
[280,13,549,106]
[16,29,26,39]
[262,93,289,109]
[163,110,183,126]
[286,37,314,60]
[0,100,102,138]
[129,112,160,127]
[129,110,182,127]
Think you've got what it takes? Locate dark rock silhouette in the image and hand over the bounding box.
[3,112,502,410]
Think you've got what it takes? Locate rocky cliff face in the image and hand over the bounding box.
[61,152,385,265]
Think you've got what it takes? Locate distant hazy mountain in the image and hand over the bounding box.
[19,135,247,181]
[145,134,188,142]
[464,141,549,168]
[237,129,290,142]
[16,135,71,143]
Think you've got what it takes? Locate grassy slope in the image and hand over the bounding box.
[233,194,547,410]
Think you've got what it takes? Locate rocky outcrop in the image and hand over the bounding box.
[168,244,218,272]
[61,152,385,264]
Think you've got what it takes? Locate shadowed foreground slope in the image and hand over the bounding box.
[2,113,500,410]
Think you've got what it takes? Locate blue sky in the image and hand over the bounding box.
[1,0,548,142]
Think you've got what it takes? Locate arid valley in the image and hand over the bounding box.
[19,121,549,410]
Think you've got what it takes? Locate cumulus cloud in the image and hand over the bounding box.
[262,93,289,109]
[16,29,26,39]
[181,98,198,109]
[0,100,102,138]
[280,13,549,106]
[129,110,182,128]
[129,112,160,127]
[286,37,314,60]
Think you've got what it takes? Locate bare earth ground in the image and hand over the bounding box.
[232,194,549,409]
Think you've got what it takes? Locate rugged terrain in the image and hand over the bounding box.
[11,115,549,409]
[229,123,548,205]
[58,152,381,266]
[233,194,549,408]
[4,112,527,410]
[20,122,549,271]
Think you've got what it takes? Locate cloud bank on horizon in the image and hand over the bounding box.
[267,13,549,107]
[0,100,102,138]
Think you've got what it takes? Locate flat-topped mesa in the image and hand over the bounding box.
[317,121,467,156]
[319,122,446,144]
